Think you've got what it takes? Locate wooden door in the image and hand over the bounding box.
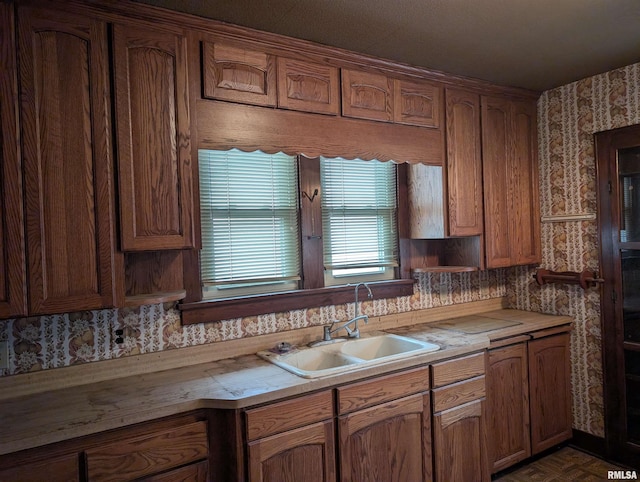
[0,453,79,482]
[248,420,336,482]
[338,393,431,482]
[596,124,640,466]
[487,342,531,473]
[0,3,27,318]
[277,58,339,115]
[342,69,393,122]
[446,89,483,237]
[18,6,117,314]
[511,100,541,265]
[433,399,489,482]
[394,79,442,128]
[528,333,572,454]
[481,96,513,268]
[113,24,194,250]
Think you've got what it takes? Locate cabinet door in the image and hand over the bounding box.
[511,100,541,265]
[394,79,442,128]
[0,453,79,482]
[140,460,208,482]
[18,6,117,314]
[113,24,194,250]
[528,333,572,454]
[0,2,27,318]
[248,419,336,482]
[433,399,489,482]
[338,393,431,482]
[481,96,512,268]
[202,41,277,107]
[487,343,531,473]
[445,89,483,237]
[341,69,393,122]
[277,58,339,115]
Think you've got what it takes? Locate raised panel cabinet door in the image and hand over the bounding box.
[202,40,277,106]
[338,393,432,482]
[445,89,483,237]
[277,58,339,115]
[248,419,336,482]
[18,6,117,314]
[393,79,442,128]
[0,3,27,318]
[341,69,393,122]
[433,399,490,482]
[487,343,531,473]
[481,96,513,268]
[528,333,572,454]
[113,24,194,250]
[511,100,541,265]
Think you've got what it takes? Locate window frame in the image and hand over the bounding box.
[180,159,413,324]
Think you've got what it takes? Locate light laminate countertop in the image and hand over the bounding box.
[0,307,572,456]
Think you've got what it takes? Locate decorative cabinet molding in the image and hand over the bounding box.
[277,58,339,115]
[202,41,277,107]
[482,96,541,268]
[0,3,26,318]
[113,24,194,251]
[18,5,117,314]
[341,69,394,122]
[394,79,442,128]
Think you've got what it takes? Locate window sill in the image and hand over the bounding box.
[179,279,415,325]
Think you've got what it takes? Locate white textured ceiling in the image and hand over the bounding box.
[137,0,640,92]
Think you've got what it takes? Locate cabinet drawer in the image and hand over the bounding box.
[0,454,79,482]
[246,390,333,441]
[337,366,430,414]
[432,375,486,412]
[85,421,208,481]
[431,352,485,388]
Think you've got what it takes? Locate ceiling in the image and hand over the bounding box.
[137,0,640,92]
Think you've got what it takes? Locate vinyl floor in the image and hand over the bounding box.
[494,446,631,481]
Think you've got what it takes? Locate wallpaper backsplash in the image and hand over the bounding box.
[0,270,507,377]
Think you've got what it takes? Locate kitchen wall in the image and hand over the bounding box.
[0,270,507,377]
[511,61,640,438]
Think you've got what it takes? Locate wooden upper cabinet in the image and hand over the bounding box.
[202,41,277,107]
[394,79,442,128]
[0,3,27,318]
[481,96,540,268]
[18,6,117,314]
[445,89,483,237]
[342,69,393,122]
[277,58,339,115]
[113,24,194,251]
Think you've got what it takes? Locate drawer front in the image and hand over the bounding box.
[85,421,208,481]
[431,352,485,388]
[432,375,486,412]
[246,390,333,441]
[337,366,430,414]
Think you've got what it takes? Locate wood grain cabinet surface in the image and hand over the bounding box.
[18,5,118,315]
[481,96,541,268]
[202,40,277,107]
[394,78,442,128]
[0,2,26,318]
[277,57,339,115]
[342,69,394,122]
[113,23,194,251]
[0,453,79,482]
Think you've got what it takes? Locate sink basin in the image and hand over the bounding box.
[258,334,440,378]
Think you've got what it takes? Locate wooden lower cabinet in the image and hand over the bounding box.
[486,328,572,474]
[338,393,431,482]
[486,342,531,472]
[0,453,79,482]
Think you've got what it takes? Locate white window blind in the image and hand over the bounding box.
[198,149,300,298]
[320,157,398,283]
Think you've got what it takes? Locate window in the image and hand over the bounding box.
[197,149,399,300]
[320,157,398,285]
[198,149,300,299]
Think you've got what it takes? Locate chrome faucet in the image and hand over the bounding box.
[322,283,374,341]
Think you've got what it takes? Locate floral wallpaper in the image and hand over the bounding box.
[2,61,640,442]
[512,61,640,437]
[0,270,507,376]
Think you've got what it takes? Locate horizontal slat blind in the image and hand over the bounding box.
[320,157,398,278]
[198,149,300,297]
